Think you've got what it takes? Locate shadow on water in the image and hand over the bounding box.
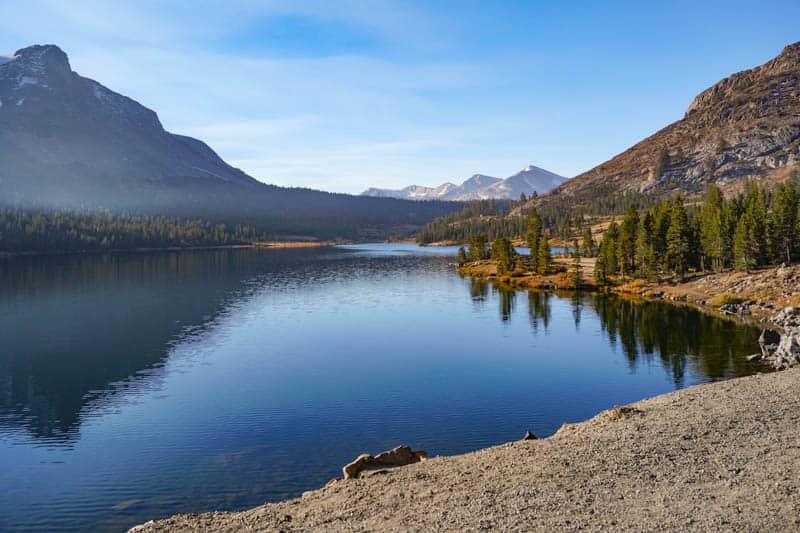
[0,247,353,444]
[0,245,769,532]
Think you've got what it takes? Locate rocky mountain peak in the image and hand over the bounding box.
[686,40,799,117]
[5,44,72,82]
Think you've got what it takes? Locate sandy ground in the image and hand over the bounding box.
[131,369,800,532]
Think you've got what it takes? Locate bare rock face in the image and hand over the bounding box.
[528,41,800,211]
[342,446,428,480]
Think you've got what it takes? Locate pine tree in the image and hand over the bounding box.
[719,199,739,269]
[771,181,798,264]
[635,212,656,278]
[652,199,671,272]
[491,238,516,274]
[742,183,768,266]
[698,185,724,271]
[526,207,542,273]
[617,206,639,277]
[733,216,756,271]
[666,195,690,278]
[581,227,595,257]
[571,239,583,288]
[468,235,488,261]
[537,236,551,275]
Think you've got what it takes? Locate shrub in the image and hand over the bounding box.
[708,293,743,306]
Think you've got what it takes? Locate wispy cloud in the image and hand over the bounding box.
[3,1,797,192]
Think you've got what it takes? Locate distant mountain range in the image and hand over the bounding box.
[362,165,567,201]
[0,45,461,239]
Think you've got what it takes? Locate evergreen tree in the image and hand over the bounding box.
[652,199,672,272]
[468,235,488,261]
[635,212,656,278]
[719,199,739,269]
[491,237,516,274]
[771,181,798,264]
[733,215,756,271]
[666,195,690,278]
[526,207,543,273]
[581,227,595,257]
[571,239,583,288]
[698,185,724,271]
[537,236,552,275]
[742,183,768,266]
[617,206,639,276]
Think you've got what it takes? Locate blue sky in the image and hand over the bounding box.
[1,1,798,193]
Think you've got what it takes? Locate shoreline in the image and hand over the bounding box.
[458,258,800,331]
[0,241,346,259]
[131,368,800,531]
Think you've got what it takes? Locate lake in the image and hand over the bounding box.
[0,243,767,532]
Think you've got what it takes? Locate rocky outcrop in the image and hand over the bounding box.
[757,307,800,369]
[342,445,428,479]
[528,41,800,211]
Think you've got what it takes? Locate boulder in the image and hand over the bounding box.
[523,431,538,440]
[343,446,428,480]
[343,454,373,480]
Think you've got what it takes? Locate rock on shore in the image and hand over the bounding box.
[131,369,800,532]
[757,307,800,369]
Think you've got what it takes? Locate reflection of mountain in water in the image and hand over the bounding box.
[0,247,765,445]
[0,248,336,443]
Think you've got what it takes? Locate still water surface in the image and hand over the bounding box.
[0,244,766,531]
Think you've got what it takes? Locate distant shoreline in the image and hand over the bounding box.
[0,241,345,259]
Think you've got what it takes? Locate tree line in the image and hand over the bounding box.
[415,182,659,245]
[415,200,519,244]
[0,210,269,253]
[594,179,800,284]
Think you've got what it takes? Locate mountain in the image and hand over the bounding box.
[536,41,800,209]
[0,45,461,239]
[362,166,566,201]
[481,165,566,200]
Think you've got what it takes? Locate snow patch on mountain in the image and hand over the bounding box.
[361,166,567,201]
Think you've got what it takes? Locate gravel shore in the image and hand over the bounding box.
[131,369,800,532]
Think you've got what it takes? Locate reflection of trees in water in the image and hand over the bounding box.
[571,293,583,330]
[0,248,454,444]
[495,286,516,322]
[527,291,552,333]
[493,285,762,387]
[470,278,489,304]
[0,248,340,443]
[591,294,762,387]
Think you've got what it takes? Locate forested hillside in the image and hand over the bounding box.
[593,173,800,283]
[0,210,267,253]
[0,45,461,246]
